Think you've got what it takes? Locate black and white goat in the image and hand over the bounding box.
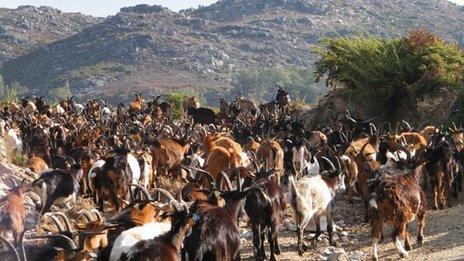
[289,157,346,255]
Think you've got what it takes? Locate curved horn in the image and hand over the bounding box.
[32,235,78,250]
[402,120,412,132]
[53,212,73,233]
[321,156,336,171]
[129,183,152,201]
[90,209,103,223]
[398,145,411,161]
[369,123,378,136]
[8,177,17,188]
[44,212,65,232]
[452,122,458,132]
[78,210,94,223]
[152,188,176,203]
[218,171,233,191]
[0,235,20,261]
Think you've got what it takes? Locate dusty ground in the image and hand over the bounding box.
[239,194,464,261]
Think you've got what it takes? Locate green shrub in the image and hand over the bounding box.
[313,29,464,122]
[166,92,189,119]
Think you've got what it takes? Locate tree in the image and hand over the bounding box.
[313,29,464,123]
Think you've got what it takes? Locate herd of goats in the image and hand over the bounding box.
[0,88,462,261]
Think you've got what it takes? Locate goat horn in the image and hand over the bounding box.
[53,212,73,233]
[218,171,233,191]
[452,122,458,131]
[78,210,94,223]
[7,177,17,188]
[44,212,66,232]
[129,183,152,201]
[0,235,20,261]
[152,188,176,203]
[335,156,342,170]
[321,156,336,171]
[90,209,103,222]
[402,120,412,131]
[398,145,411,161]
[32,235,78,250]
[369,123,377,136]
[195,171,217,191]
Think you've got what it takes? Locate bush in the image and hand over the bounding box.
[166,92,189,119]
[0,77,28,104]
[313,29,464,123]
[48,80,72,101]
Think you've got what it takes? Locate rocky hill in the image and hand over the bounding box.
[0,5,101,63]
[1,0,463,102]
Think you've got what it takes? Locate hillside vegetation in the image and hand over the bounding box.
[0,1,463,103]
[314,29,464,123]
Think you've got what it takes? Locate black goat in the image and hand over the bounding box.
[244,170,287,261]
[31,164,82,214]
[187,107,216,125]
[182,182,250,261]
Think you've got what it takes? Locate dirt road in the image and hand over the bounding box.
[240,195,464,261]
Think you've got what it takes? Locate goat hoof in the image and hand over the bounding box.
[405,243,412,251]
[399,252,409,258]
[417,237,424,246]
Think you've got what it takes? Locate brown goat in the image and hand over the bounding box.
[130,94,143,112]
[256,139,284,184]
[342,135,379,201]
[369,170,426,260]
[152,138,190,177]
[205,147,242,187]
[26,155,49,174]
[0,182,26,245]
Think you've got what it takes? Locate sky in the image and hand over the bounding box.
[0,0,463,17]
[0,0,219,16]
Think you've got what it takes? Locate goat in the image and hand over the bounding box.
[26,155,49,174]
[187,107,216,125]
[289,157,346,255]
[256,139,285,184]
[130,94,143,113]
[30,164,82,214]
[109,188,177,261]
[123,204,195,261]
[0,180,27,245]
[152,138,190,177]
[423,139,456,209]
[244,170,287,261]
[183,96,200,114]
[368,168,426,259]
[4,127,23,155]
[341,135,379,200]
[182,174,249,261]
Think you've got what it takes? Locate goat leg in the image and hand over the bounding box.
[417,206,426,246]
[392,226,409,258]
[404,224,412,251]
[326,209,337,247]
[310,216,321,246]
[267,229,276,261]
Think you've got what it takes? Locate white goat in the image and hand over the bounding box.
[4,128,23,155]
[101,107,111,125]
[292,144,319,177]
[289,157,346,256]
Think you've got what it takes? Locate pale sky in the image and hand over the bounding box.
[0,0,219,16]
[0,0,463,17]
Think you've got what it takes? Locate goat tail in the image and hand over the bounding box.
[341,155,351,165]
[368,195,378,210]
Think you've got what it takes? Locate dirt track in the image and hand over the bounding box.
[240,194,464,261]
